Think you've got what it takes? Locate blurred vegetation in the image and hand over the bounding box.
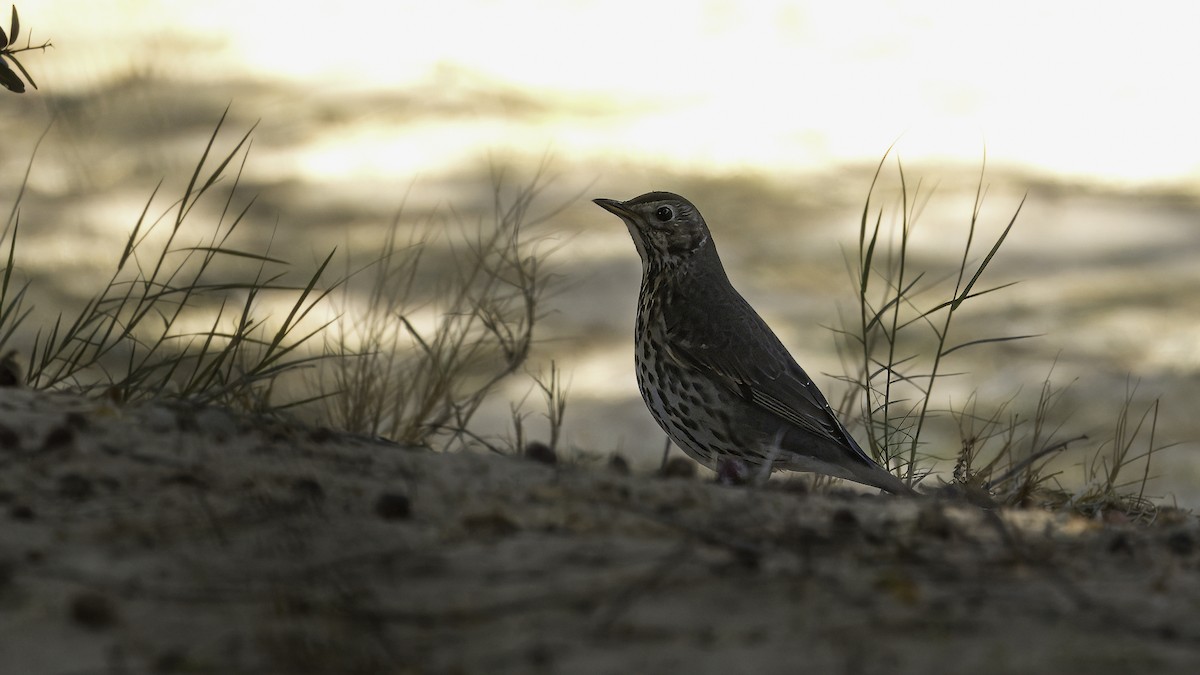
[1,109,566,457]
[0,6,50,94]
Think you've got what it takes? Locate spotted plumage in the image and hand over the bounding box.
[594,191,915,495]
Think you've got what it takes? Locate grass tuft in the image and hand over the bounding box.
[838,151,1173,515]
[313,168,566,449]
[4,103,564,449]
[839,149,1030,485]
[4,112,339,411]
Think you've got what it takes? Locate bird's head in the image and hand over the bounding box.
[593,192,713,270]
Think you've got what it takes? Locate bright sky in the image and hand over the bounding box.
[30,0,1200,186]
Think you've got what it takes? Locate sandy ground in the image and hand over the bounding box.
[2,387,1199,674]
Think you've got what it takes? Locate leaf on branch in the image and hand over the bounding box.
[6,52,36,90]
[0,58,24,93]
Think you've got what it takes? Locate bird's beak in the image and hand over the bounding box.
[593,198,635,219]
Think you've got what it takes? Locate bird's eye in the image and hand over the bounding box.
[654,206,674,222]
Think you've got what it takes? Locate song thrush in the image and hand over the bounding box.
[594,191,915,495]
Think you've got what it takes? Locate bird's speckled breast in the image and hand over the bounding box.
[633,273,743,469]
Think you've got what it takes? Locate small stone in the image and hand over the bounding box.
[831,508,859,534]
[0,350,22,387]
[0,424,19,449]
[1165,530,1194,556]
[524,441,557,465]
[9,504,34,520]
[65,412,89,431]
[375,492,411,520]
[41,425,76,452]
[526,643,553,667]
[70,591,118,630]
[58,473,94,501]
[659,456,696,479]
[1107,532,1135,555]
[162,472,206,488]
[307,426,336,443]
[607,454,631,475]
[917,506,954,539]
[153,649,188,673]
[291,477,325,504]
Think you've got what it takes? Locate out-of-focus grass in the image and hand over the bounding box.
[314,169,568,450]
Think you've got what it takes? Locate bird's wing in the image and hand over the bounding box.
[663,288,876,465]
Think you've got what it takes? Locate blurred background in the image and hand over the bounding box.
[3,0,1198,504]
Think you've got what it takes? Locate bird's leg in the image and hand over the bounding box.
[753,430,786,485]
[715,457,751,485]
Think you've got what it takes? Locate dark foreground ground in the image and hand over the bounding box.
[1,388,1198,674]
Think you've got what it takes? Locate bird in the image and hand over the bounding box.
[594,191,916,496]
